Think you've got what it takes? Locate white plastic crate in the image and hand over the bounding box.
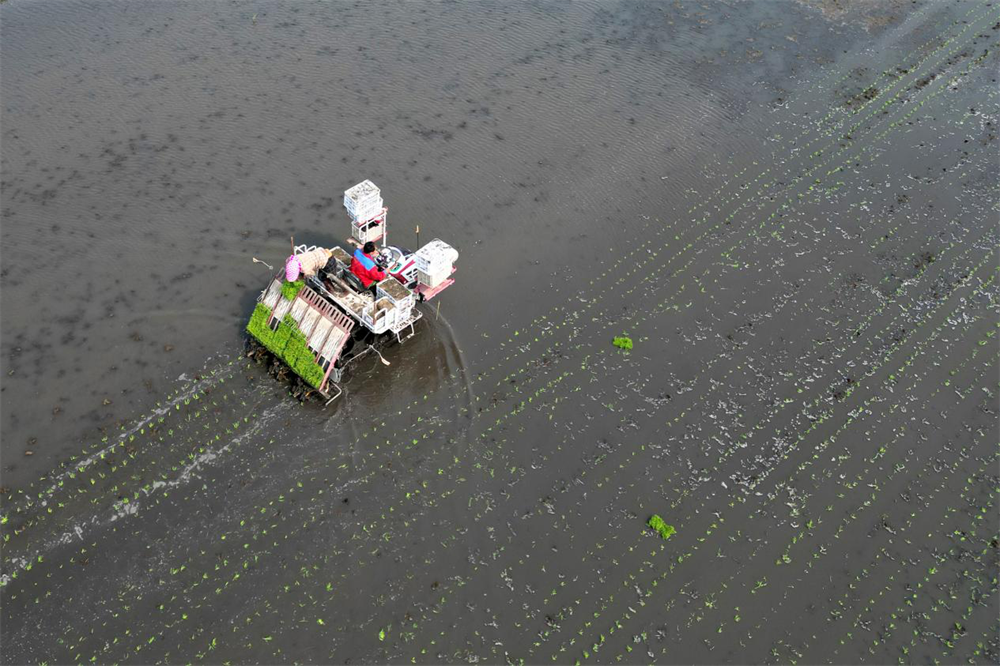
[351,217,384,244]
[344,180,383,220]
[377,279,415,314]
[361,298,396,334]
[346,199,384,222]
[417,267,451,289]
[414,239,458,274]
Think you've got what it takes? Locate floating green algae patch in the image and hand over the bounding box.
[612,335,633,352]
[281,279,305,301]
[247,303,325,388]
[647,514,675,540]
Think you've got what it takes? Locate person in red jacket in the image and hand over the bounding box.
[350,241,386,290]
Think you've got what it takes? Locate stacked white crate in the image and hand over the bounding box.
[414,239,458,288]
[377,278,415,325]
[344,180,383,221]
[351,217,385,244]
[361,298,396,334]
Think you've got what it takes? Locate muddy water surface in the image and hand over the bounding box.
[2,0,998,663]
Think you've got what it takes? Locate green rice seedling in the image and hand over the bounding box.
[281,279,304,301]
[612,336,633,352]
[246,305,325,388]
[647,515,675,540]
[246,303,273,340]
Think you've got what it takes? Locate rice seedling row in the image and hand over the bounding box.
[292,176,980,644]
[826,453,997,663]
[498,4,971,363]
[0,359,241,519]
[660,242,997,517]
[763,447,997,664]
[86,123,992,660]
[382,223,992,652]
[386,226,980,652]
[716,338,999,651]
[14,346,486,604]
[17,31,984,572]
[650,411,996,664]
[0,369,271,584]
[8,396,300,661]
[5,5,992,660]
[957,620,1000,664]
[117,0,1000,564]
[1,0,981,544]
[74,352,586,656]
[658,342,999,660]
[880,522,997,665]
[254,104,996,652]
[540,264,989,660]
[466,1,994,383]
[744,356,992,660]
[528,55,1000,520]
[64,324,592,656]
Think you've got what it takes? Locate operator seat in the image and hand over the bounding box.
[341,267,366,293]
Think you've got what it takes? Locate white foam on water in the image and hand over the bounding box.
[1,357,239,520]
[0,398,290,587]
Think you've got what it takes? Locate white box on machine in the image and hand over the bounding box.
[361,298,398,334]
[414,239,458,274]
[344,180,383,220]
[377,278,416,318]
[347,200,384,222]
[417,266,452,289]
[351,217,384,244]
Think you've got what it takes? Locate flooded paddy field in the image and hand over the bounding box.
[2,0,998,663]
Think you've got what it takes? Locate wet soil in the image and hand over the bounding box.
[2,0,998,663]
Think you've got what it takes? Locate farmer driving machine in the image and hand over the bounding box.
[246,180,458,404]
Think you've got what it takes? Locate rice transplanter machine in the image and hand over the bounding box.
[246,180,458,403]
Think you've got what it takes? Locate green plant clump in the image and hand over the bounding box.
[612,335,633,352]
[647,514,676,540]
[281,279,305,301]
[246,302,272,340]
[246,303,325,388]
